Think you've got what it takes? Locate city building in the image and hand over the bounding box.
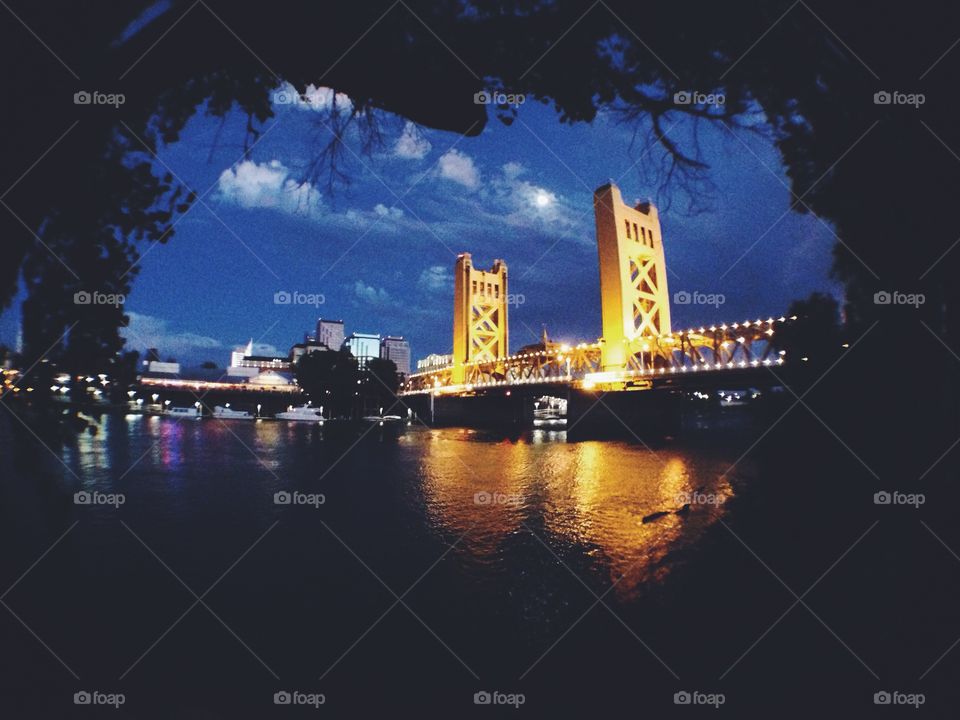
[235,355,292,371]
[230,340,253,368]
[146,361,181,375]
[316,318,345,351]
[228,339,291,374]
[290,340,330,365]
[380,336,411,376]
[416,353,453,371]
[344,332,381,368]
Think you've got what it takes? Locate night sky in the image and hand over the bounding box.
[0,85,840,366]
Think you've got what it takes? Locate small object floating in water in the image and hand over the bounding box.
[642,510,671,524]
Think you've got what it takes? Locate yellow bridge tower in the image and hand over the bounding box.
[452,253,509,384]
[594,183,671,371]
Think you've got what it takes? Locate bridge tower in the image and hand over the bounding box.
[452,253,509,384]
[594,183,671,371]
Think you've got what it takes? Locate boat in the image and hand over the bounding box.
[213,405,254,420]
[166,406,201,419]
[275,405,323,422]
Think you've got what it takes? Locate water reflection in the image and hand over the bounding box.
[46,416,737,600]
[417,431,734,597]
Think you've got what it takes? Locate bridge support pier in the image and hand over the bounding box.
[566,388,682,440]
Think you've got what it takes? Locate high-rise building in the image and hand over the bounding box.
[344,332,381,368]
[380,336,411,376]
[316,318,345,351]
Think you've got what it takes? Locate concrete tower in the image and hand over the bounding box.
[452,253,509,383]
[594,183,671,371]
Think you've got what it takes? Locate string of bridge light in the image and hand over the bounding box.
[405,316,794,380]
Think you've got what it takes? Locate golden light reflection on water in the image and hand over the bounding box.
[417,429,734,597]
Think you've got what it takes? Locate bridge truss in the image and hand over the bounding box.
[402,316,792,395]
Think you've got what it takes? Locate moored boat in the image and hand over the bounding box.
[213,405,254,420]
[275,405,323,422]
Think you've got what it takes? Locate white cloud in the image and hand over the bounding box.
[373,203,404,220]
[501,161,525,180]
[122,312,222,360]
[418,265,452,293]
[437,149,480,189]
[394,121,431,160]
[216,159,320,216]
[482,163,580,236]
[353,280,391,305]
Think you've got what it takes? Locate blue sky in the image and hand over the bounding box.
[0,85,840,366]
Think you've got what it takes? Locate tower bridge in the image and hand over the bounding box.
[402,182,790,400]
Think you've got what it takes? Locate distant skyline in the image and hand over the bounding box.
[0,85,841,366]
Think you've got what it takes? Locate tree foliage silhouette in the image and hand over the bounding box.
[1,0,956,443]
